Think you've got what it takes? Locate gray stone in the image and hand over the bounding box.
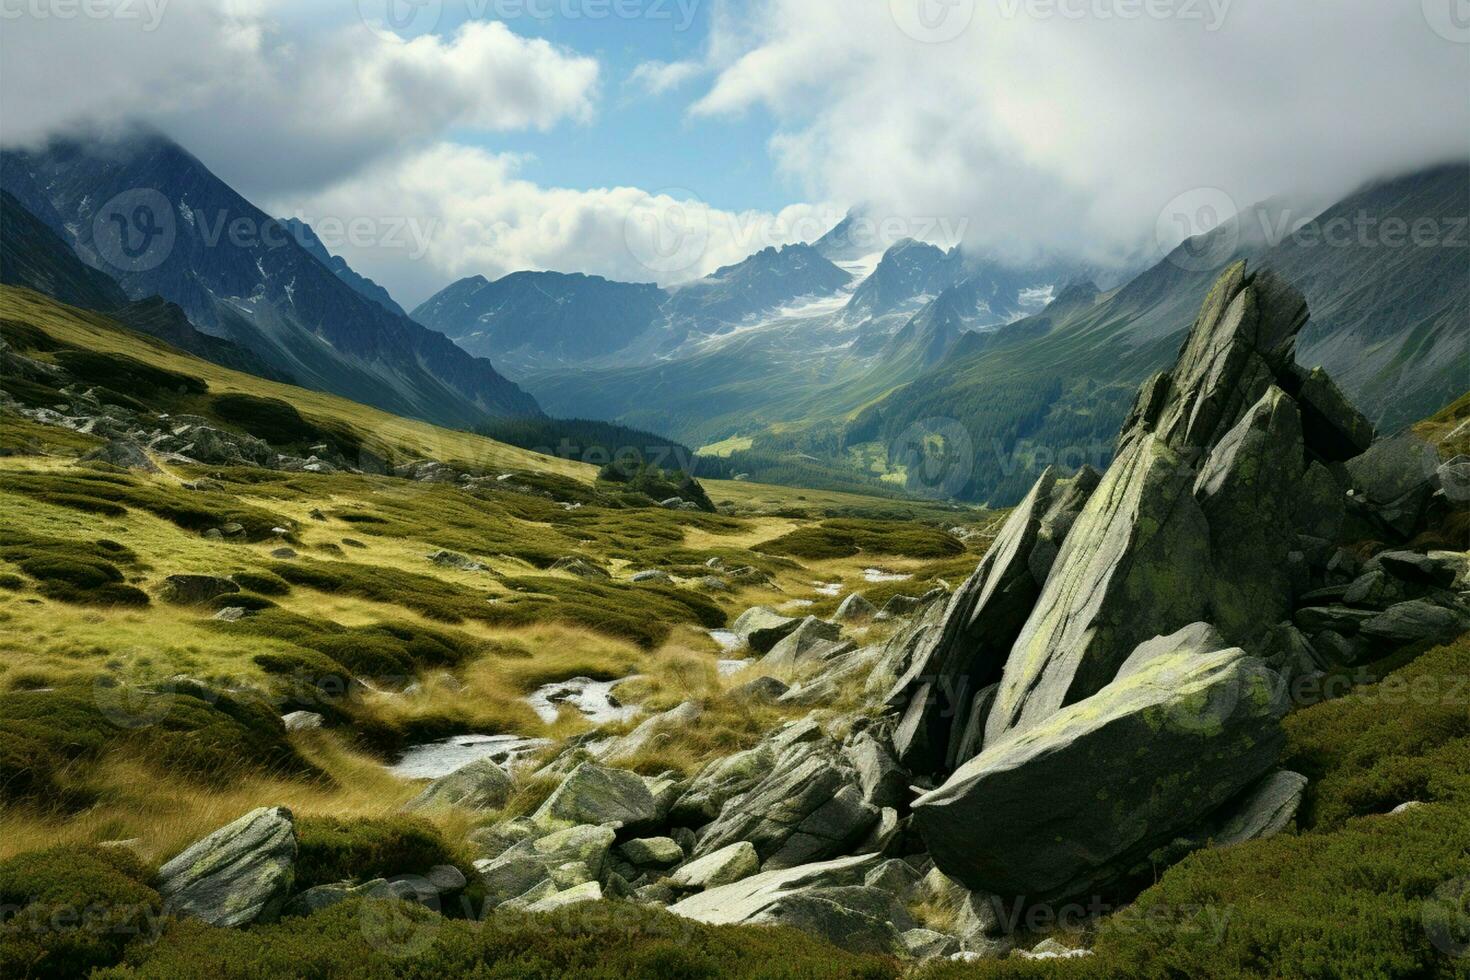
[406,758,514,813]
[281,711,323,732]
[669,842,761,890]
[428,550,485,572]
[156,806,297,928]
[213,607,249,623]
[731,676,789,703]
[844,733,909,810]
[1286,364,1375,461]
[759,617,846,675]
[525,881,602,912]
[551,556,611,581]
[834,593,877,623]
[864,859,922,898]
[748,886,908,954]
[1115,623,1228,681]
[902,928,962,959]
[474,824,616,908]
[1208,770,1307,847]
[915,645,1288,902]
[947,684,999,769]
[693,731,880,870]
[670,745,774,826]
[670,853,881,924]
[1372,551,1460,589]
[1295,606,1376,635]
[1360,600,1470,648]
[160,574,239,605]
[631,570,675,585]
[81,438,160,473]
[270,548,298,560]
[618,837,684,869]
[282,878,412,918]
[533,763,659,830]
[731,607,802,653]
[598,702,702,763]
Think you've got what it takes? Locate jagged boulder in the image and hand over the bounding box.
[156,807,297,927]
[913,642,1288,903]
[670,842,761,890]
[834,593,877,623]
[81,438,161,473]
[984,264,1362,745]
[758,617,847,675]
[474,824,616,908]
[731,607,802,653]
[160,575,240,605]
[670,743,775,826]
[693,723,880,870]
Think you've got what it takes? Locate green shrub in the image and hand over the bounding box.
[757,519,964,560]
[0,572,24,590]
[53,349,207,398]
[1,532,149,607]
[98,898,898,979]
[0,846,160,979]
[209,393,320,445]
[228,570,291,596]
[294,817,462,891]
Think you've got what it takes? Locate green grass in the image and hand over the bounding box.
[293,816,467,892]
[756,518,965,560]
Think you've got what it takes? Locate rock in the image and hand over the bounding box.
[1284,364,1376,461]
[670,842,762,890]
[914,644,1288,902]
[1206,770,1308,847]
[213,607,249,623]
[731,676,789,703]
[699,576,731,591]
[1021,937,1092,960]
[947,684,999,770]
[1114,622,1228,680]
[1258,624,1325,687]
[864,859,922,898]
[160,575,239,605]
[428,550,485,572]
[748,886,908,955]
[526,881,603,912]
[81,438,160,473]
[618,837,684,869]
[1372,551,1460,589]
[597,702,702,762]
[902,928,962,959]
[1027,466,1103,586]
[731,607,802,653]
[281,711,323,732]
[270,548,298,559]
[156,806,297,927]
[985,266,1320,746]
[758,617,846,674]
[631,570,674,585]
[283,878,414,918]
[1295,606,1377,635]
[551,557,611,581]
[670,853,881,923]
[1391,801,1428,815]
[843,733,909,810]
[1359,600,1470,648]
[834,593,877,623]
[670,745,774,826]
[693,729,881,871]
[406,758,514,813]
[475,824,616,908]
[533,763,659,831]
[1291,462,1348,542]
[888,469,1075,774]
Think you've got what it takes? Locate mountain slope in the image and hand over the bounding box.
[412,271,669,375]
[1,133,540,427]
[1,189,288,381]
[278,217,407,317]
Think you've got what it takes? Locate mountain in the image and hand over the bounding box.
[1,132,541,427]
[846,240,965,318]
[278,218,407,317]
[665,243,854,333]
[412,271,669,375]
[1,188,287,381]
[846,163,1470,504]
[812,208,878,261]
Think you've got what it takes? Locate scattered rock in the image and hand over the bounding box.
[731,607,802,653]
[618,837,684,869]
[631,570,675,585]
[758,617,846,674]
[428,550,485,572]
[213,607,249,622]
[283,878,414,918]
[551,557,611,581]
[160,575,240,605]
[156,806,297,928]
[270,548,298,560]
[533,763,659,831]
[670,842,762,890]
[902,928,962,959]
[405,757,514,813]
[281,711,323,732]
[80,438,161,473]
[731,676,789,703]
[834,593,877,623]
[1359,600,1470,648]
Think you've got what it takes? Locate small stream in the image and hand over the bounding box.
[524,676,642,725]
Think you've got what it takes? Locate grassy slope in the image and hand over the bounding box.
[0,286,996,867]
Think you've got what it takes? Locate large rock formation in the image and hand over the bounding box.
[909,263,1379,902]
[985,264,1368,744]
[913,639,1288,902]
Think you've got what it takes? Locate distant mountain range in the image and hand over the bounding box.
[1,132,540,427]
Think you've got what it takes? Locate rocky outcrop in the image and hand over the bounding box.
[913,640,1288,902]
[731,607,803,653]
[985,265,1369,745]
[670,842,761,890]
[156,806,297,927]
[533,763,659,831]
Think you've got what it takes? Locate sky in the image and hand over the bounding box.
[1,0,1467,309]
